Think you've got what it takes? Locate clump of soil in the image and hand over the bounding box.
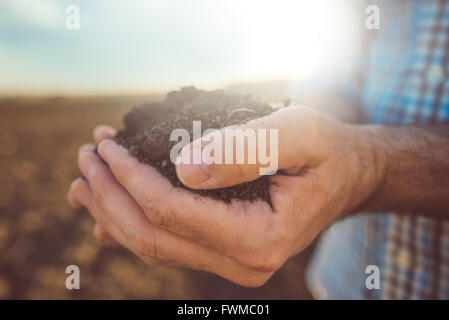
[114,87,275,204]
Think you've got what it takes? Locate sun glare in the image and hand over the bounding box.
[0,0,360,95]
[229,0,358,82]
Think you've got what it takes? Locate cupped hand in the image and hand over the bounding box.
[67,104,380,287]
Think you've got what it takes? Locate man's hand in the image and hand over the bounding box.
[68,104,383,286]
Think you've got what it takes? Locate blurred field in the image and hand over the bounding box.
[0,94,313,299]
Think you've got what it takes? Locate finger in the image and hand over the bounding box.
[67,178,86,209]
[78,148,273,285]
[97,139,281,265]
[175,105,324,190]
[69,176,129,247]
[93,223,121,247]
[78,150,145,244]
[74,143,121,244]
[93,125,116,144]
[78,143,95,157]
[69,178,122,246]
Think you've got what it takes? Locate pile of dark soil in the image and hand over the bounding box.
[114,87,275,204]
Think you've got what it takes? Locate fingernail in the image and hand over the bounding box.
[79,153,95,178]
[78,143,95,157]
[177,162,211,186]
[76,187,90,206]
[71,179,90,206]
[94,125,115,140]
[176,146,210,186]
[97,139,112,157]
[67,191,81,209]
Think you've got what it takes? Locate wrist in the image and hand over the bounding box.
[344,124,388,214]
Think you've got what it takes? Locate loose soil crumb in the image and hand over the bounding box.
[114,87,275,204]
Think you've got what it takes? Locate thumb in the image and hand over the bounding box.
[175,104,321,190]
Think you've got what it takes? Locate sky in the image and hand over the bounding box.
[0,0,359,96]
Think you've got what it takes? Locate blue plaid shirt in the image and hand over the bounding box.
[306,0,449,299]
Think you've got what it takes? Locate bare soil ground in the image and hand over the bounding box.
[0,94,312,299]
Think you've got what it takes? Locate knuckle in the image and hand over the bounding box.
[142,256,162,267]
[232,243,285,272]
[236,234,288,273]
[109,159,131,185]
[97,220,113,237]
[93,227,106,241]
[247,251,285,273]
[127,228,159,261]
[92,188,104,201]
[93,224,109,241]
[142,198,174,228]
[93,231,103,241]
[128,234,151,257]
[237,226,288,272]
[237,274,272,288]
[109,164,125,183]
[264,251,285,271]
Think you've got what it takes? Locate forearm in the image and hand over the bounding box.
[355,124,449,217]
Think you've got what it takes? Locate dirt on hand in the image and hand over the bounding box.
[114,87,275,204]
